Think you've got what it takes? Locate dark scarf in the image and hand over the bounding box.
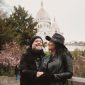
[26,48,44,60]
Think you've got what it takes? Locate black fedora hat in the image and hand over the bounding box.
[46,33,65,46]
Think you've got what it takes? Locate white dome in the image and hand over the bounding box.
[36,6,50,22]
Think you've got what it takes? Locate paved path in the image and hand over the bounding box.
[6,80,20,85]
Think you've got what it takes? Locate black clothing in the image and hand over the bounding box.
[38,51,73,85]
[15,65,20,75]
[20,48,44,85]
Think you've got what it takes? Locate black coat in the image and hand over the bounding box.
[38,51,73,85]
[20,48,44,85]
[15,66,20,75]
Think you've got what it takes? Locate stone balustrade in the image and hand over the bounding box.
[69,77,85,85]
[0,76,85,85]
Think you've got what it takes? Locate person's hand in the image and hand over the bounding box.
[36,72,44,77]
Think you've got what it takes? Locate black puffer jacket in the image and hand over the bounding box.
[20,48,44,85]
[38,51,73,85]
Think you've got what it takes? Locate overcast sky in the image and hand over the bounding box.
[2,0,85,42]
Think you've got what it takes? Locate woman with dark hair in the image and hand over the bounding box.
[37,33,73,85]
[19,36,45,85]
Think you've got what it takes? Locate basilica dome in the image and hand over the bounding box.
[36,2,50,22]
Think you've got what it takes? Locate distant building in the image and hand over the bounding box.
[65,42,85,51]
[35,2,61,41]
[35,2,85,51]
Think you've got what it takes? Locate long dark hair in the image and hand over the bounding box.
[54,42,71,57]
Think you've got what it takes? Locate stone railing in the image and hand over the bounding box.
[0,76,85,85]
[0,76,18,85]
[68,77,85,85]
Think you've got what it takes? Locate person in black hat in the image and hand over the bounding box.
[19,36,45,85]
[37,33,73,85]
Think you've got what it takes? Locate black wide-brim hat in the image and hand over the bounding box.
[46,33,66,47]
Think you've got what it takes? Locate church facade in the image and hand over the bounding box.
[35,2,61,41]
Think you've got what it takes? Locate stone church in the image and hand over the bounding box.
[35,2,61,42]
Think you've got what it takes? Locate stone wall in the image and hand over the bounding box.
[0,76,17,85]
[69,77,85,85]
[0,76,85,85]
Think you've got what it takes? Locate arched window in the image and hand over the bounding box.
[47,24,49,28]
[40,24,42,28]
[44,32,46,35]
[38,25,39,28]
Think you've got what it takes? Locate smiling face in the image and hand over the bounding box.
[48,41,56,52]
[32,38,43,50]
